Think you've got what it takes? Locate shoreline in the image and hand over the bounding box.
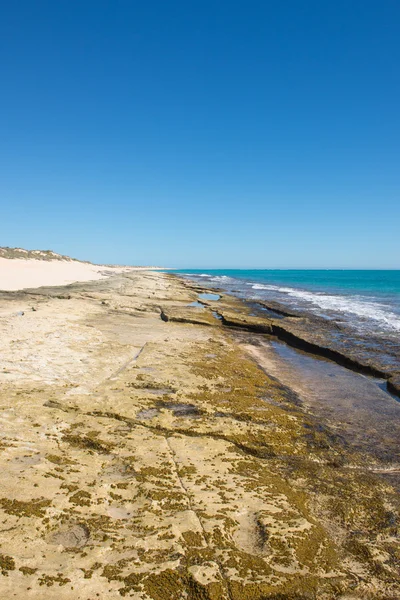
[0,270,399,599]
[174,273,400,399]
[171,272,400,464]
[0,257,169,292]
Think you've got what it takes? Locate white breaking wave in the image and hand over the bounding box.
[251,284,400,332]
[193,274,231,281]
[192,273,233,283]
[209,275,231,282]
[252,284,296,293]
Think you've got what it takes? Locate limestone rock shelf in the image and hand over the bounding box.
[0,271,398,599]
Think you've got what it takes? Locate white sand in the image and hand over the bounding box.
[0,258,142,291]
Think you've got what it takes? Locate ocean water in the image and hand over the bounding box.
[174,270,400,338]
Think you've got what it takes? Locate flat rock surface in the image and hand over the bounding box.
[0,272,399,599]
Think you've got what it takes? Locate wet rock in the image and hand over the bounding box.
[160,306,218,327]
[158,401,203,417]
[256,300,303,318]
[388,374,400,397]
[136,408,160,420]
[218,310,273,333]
[48,523,90,549]
[269,319,393,380]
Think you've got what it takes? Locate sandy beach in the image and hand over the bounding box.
[0,262,399,599]
[0,257,157,291]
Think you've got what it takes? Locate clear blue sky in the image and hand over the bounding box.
[1,1,399,268]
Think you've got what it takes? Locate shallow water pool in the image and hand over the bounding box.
[198,293,220,301]
[242,336,400,487]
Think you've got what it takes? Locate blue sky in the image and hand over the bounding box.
[0,1,399,268]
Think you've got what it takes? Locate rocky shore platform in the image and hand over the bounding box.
[0,271,399,599]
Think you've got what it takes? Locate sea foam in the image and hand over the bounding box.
[251,284,400,332]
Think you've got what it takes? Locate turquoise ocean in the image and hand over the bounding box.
[174,270,400,339]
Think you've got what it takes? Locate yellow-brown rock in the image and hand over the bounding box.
[0,271,398,599]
